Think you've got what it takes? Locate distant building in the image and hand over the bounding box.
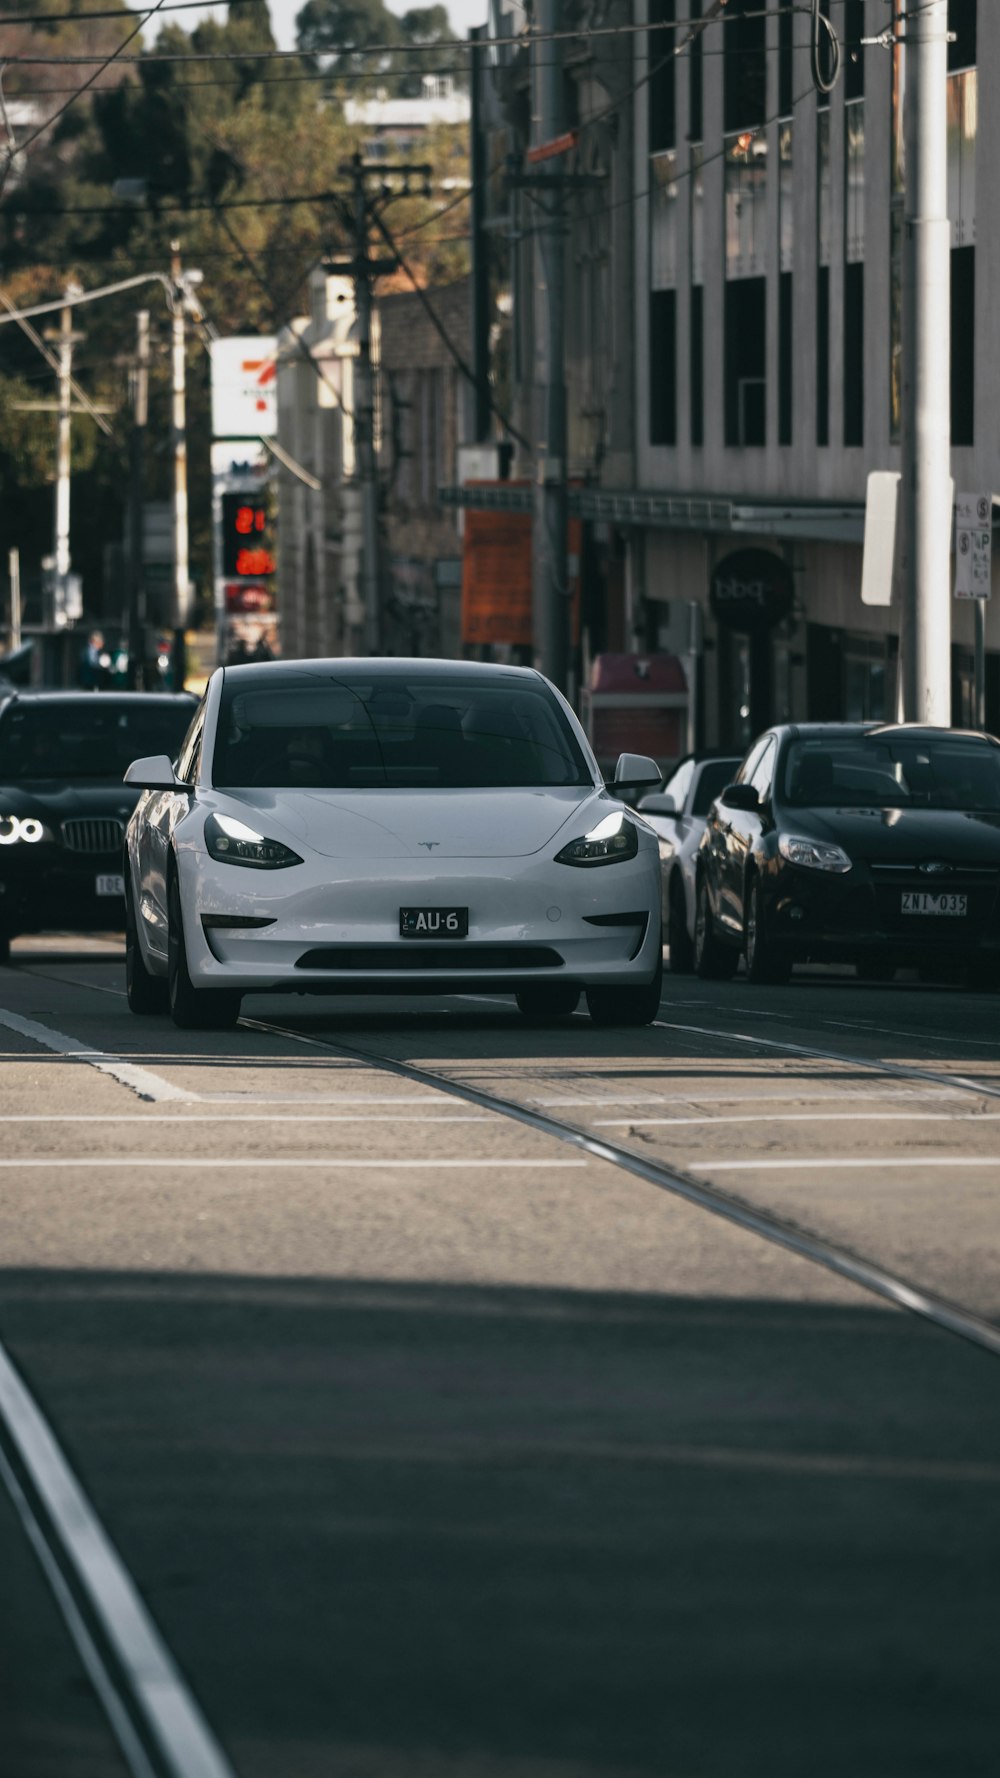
[344,76,471,156]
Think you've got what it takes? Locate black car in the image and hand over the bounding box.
[0,691,196,962]
[693,722,1000,984]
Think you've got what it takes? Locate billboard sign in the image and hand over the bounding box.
[210,336,278,439]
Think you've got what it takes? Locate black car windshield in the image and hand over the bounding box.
[783,735,1000,811]
[0,700,193,782]
[213,673,593,790]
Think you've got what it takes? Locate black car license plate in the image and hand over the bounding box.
[901,891,967,916]
[400,907,469,938]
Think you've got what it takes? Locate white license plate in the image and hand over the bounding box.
[901,891,967,916]
[95,874,125,897]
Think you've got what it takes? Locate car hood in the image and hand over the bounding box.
[0,781,139,821]
[778,804,1000,863]
[216,785,603,859]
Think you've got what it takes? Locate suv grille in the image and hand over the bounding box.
[61,817,125,855]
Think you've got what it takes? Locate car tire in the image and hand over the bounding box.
[667,875,694,974]
[515,985,580,1022]
[586,948,663,1028]
[167,870,242,1031]
[125,871,167,1014]
[693,879,739,981]
[744,876,792,985]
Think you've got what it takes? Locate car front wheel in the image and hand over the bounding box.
[694,879,739,980]
[167,871,242,1031]
[587,948,663,1027]
[125,870,167,1014]
[744,876,792,985]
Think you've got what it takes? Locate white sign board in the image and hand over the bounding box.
[210,336,278,439]
[861,471,900,606]
[955,491,993,600]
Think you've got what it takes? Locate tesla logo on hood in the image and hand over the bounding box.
[418,841,440,850]
[919,861,952,876]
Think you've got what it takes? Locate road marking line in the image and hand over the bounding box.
[0,1113,491,1124]
[703,1156,1000,1171]
[535,1088,966,1106]
[594,1112,1000,1128]
[0,1008,198,1103]
[0,1340,234,1778]
[0,1158,587,1169]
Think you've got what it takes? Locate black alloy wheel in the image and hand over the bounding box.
[744,876,792,985]
[167,870,242,1031]
[515,985,580,1022]
[667,875,694,974]
[693,879,739,981]
[586,946,663,1028]
[125,870,167,1014]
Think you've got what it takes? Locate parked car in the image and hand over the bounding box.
[639,753,741,971]
[0,691,196,963]
[123,659,664,1030]
[693,722,1000,984]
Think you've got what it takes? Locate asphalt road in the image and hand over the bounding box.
[2,939,1000,1777]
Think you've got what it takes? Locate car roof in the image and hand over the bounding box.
[219,658,545,686]
[778,721,1000,745]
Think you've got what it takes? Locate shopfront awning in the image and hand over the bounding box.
[439,483,865,545]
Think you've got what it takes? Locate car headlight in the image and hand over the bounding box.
[779,833,852,873]
[555,810,640,867]
[205,811,302,870]
[0,815,46,846]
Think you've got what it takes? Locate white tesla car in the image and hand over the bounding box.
[122,660,664,1030]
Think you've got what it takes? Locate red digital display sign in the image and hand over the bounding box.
[222,494,275,578]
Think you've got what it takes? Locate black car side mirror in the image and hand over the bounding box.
[720,782,761,812]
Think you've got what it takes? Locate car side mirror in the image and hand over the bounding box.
[123,753,178,791]
[720,782,761,812]
[608,753,662,791]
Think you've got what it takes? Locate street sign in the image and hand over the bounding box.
[955,492,993,600]
[861,471,900,606]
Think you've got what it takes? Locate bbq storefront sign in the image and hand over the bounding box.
[710,549,795,631]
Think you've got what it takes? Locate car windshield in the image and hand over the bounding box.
[0,700,193,782]
[692,759,741,816]
[783,736,1000,810]
[213,673,593,790]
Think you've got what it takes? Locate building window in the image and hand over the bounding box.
[778,121,792,445]
[844,100,864,446]
[725,130,768,280]
[688,0,703,142]
[817,109,830,446]
[649,0,676,154]
[724,0,766,132]
[690,141,704,285]
[948,0,976,72]
[844,0,865,100]
[947,68,976,246]
[777,0,793,116]
[951,245,975,445]
[725,277,766,446]
[889,0,904,441]
[650,290,678,445]
[690,141,704,445]
[651,150,680,289]
[691,285,704,446]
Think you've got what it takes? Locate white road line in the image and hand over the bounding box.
[0,1157,587,1169]
[702,1156,1000,1171]
[594,1112,1000,1128]
[0,1008,198,1103]
[199,1094,464,1105]
[0,1339,234,1778]
[533,1088,966,1106]
[0,1113,491,1124]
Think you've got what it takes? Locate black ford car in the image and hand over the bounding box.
[0,691,196,962]
[694,722,1000,984]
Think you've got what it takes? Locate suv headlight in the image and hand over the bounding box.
[0,815,46,845]
[205,811,302,870]
[779,833,852,873]
[556,810,639,867]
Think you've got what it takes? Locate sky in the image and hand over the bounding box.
[170,0,489,52]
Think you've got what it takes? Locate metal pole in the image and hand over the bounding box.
[974,599,986,728]
[900,0,951,724]
[470,25,492,444]
[7,548,21,652]
[54,296,74,610]
[351,159,381,655]
[128,309,149,689]
[170,241,189,692]
[530,0,569,694]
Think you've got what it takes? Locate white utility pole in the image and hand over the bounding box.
[900,0,951,723]
[170,242,190,690]
[529,0,570,695]
[7,548,21,651]
[44,289,83,620]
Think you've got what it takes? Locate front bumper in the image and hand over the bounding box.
[0,846,124,935]
[765,862,1000,962]
[175,844,662,993]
